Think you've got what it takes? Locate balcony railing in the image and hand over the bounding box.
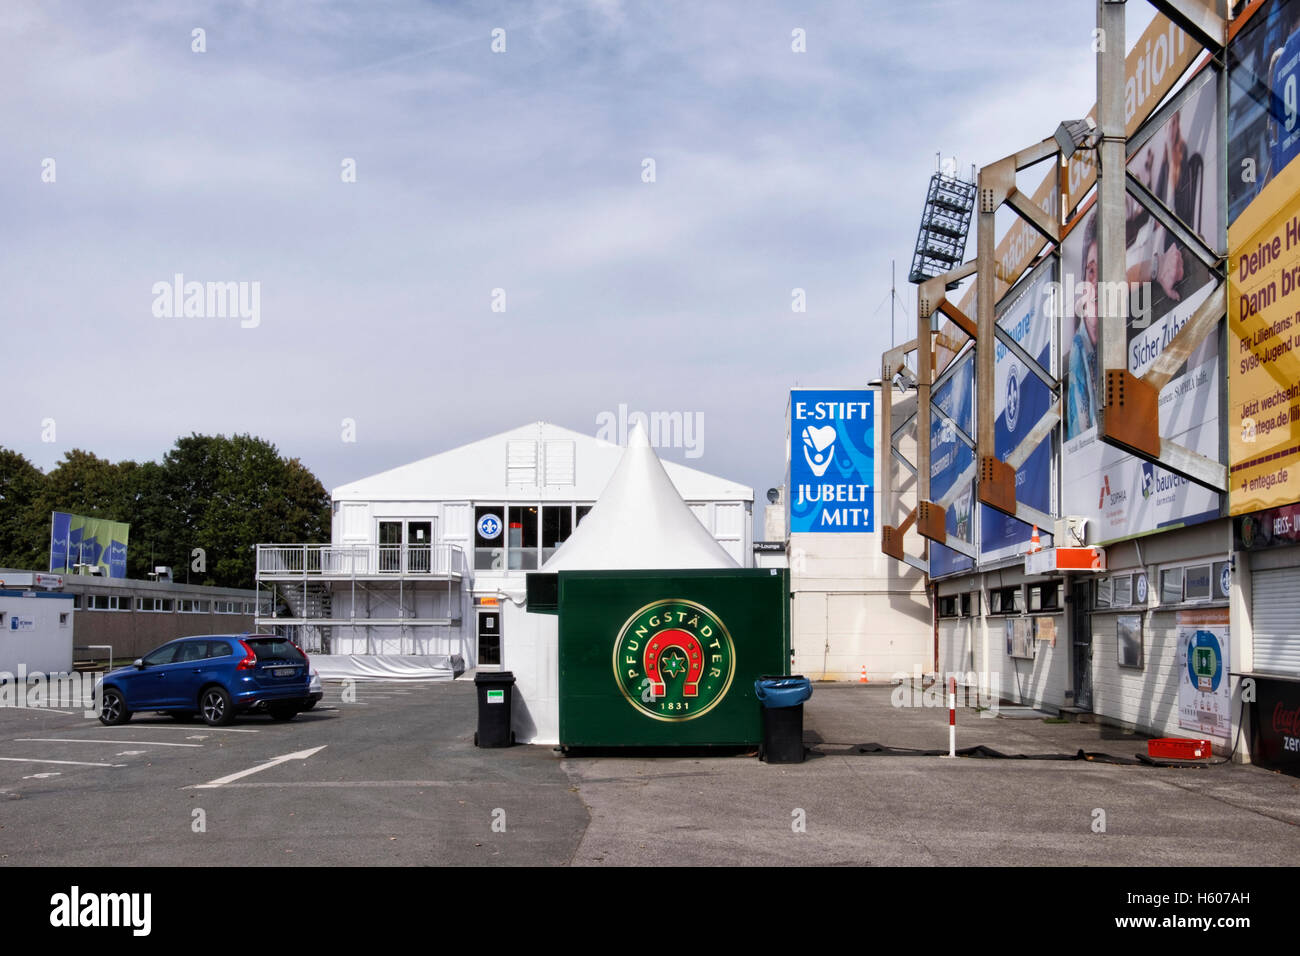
[256,543,467,578]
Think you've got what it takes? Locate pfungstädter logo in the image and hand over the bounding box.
[613,599,735,721]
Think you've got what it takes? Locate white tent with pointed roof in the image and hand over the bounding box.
[540,423,738,573]
[504,424,738,744]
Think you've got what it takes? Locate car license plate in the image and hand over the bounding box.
[273,667,297,677]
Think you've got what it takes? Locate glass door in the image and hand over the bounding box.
[378,521,402,573]
[406,521,432,573]
[477,610,501,667]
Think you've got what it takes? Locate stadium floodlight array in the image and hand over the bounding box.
[907,171,978,286]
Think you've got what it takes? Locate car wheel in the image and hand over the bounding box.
[300,700,317,711]
[268,705,298,722]
[99,688,131,726]
[200,687,235,726]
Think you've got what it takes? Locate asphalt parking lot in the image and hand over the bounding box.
[1,680,1297,866]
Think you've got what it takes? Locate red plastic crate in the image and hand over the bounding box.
[1148,737,1212,760]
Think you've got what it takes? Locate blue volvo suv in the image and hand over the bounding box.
[98,634,313,726]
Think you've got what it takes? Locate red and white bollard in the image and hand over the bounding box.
[945,676,957,758]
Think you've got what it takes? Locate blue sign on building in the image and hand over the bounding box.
[789,390,875,533]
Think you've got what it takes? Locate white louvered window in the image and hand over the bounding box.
[506,440,538,485]
[1253,567,1300,677]
[544,440,575,486]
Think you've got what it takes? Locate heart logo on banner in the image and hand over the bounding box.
[802,425,837,477]
[805,425,836,452]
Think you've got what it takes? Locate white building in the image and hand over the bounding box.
[256,422,753,674]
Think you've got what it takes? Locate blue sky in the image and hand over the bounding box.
[3,0,1155,508]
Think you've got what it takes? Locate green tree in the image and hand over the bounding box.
[0,448,45,569]
[0,437,330,588]
[177,434,329,588]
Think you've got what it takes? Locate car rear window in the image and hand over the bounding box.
[244,637,305,663]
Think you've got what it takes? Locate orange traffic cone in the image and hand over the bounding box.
[859,665,869,684]
[1029,525,1042,553]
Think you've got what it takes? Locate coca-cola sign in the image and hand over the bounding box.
[1273,700,1300,737]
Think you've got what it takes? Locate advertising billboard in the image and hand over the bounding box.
[49,512,130,578]
[1178,608,1231,739]
[1059,70,1224,543]
[789,390,875,533]
[929,353,974,577]
[1228,0,1300,514]
[981,260,1056,562]
[946,14,1200,350]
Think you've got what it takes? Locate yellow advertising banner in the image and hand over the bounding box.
[1228,156,1300,514]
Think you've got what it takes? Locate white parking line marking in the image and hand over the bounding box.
[91,725,259,733]
[0,757,125,768]
[192,745,327,789]
[117,750,147,756]
[16,738,203,748]
[22,772,61,779]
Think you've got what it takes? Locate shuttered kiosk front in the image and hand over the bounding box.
[1250,564,1300,774]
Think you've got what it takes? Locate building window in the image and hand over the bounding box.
[59,613,70,626]
[1160,567,1183,604]
[1029,581,1061,612]
[1184,564,1211,601]
[990,586,1021,614]
[938,595,959,618]
[1112,575,1132,607]
[541,505,574,564]
[508,506,539,570]
[474,505,505,571]
[962,592,979,617]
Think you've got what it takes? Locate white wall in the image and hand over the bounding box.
[502,601,559,745]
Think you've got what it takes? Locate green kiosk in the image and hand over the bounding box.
[524,426,790,749]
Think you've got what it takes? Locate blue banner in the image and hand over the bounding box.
[930,355,975,577]
[789,390,875,533]
[981,264,1055,561]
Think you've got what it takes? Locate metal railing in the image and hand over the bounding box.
[256,543,467,578]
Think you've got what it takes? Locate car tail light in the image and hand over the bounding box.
[236,639,258,671]
[291,640,309,668]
